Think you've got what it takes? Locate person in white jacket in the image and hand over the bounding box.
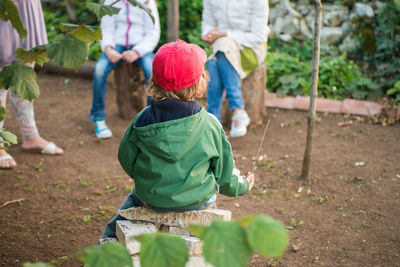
[90,0,160,139]
[202,0,269,138]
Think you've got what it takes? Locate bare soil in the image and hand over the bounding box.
[0,72,399,267]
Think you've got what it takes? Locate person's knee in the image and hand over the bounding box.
[94,60,109,78]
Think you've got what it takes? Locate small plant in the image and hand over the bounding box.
[387,80,400,107]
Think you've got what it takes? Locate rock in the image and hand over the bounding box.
[339,35,357,53]
[118,207,231,228]
[323,4,348,27]
[159,225,192,236]
[350,3,374,19]
[291,244,300,252]
[279,34,293,42]
[320,27,344,45]
[116,220,158,255]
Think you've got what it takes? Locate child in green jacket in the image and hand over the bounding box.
[99,40,254,244]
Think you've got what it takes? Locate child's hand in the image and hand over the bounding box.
[244,172,255,191]
[105,47,122,63]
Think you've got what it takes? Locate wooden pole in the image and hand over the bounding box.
[301,0,322,182]
[167,0,179,42]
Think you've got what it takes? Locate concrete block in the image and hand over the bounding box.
[180,235,203,256]
[132,256,213,267]
[341,99,382,116]
[316,98,342,113]
[116,220,157,255]
[294,95,310,110]
[119,207,231,228]
[264,92,295,109]
[160,225,191,236]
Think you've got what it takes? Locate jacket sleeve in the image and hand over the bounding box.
[201,0,217,37]
[118,122,139,179]
[100,0,117,52]
[226,0,270,47]
[132,0,160,56]
[210,118,249,197]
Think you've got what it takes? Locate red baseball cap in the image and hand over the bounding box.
[152,40,207,91]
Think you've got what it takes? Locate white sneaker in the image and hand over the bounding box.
[230,111,250,138]
[94,120,113,139]
[97,237,118,246]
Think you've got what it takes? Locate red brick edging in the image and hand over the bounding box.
[264,92,400,118]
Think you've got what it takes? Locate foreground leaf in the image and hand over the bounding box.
[0,0,26,40]
[23,263,54,267]
[86,3,120,21]
[0,106,5,121]
[201,220,252,267]
[0,131,18,145]
[246,215,289,258]
[60,23,102,46]
[0,61,39,101]
[137,233,188,267]
[15,46,49,66]
[47,35,87,71]
[127,0,154,24]
[187,224,206,237]
[77,242,132,267]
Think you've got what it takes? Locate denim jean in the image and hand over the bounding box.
[206,51,244,121]
[89,45,153,121]
[100,188,217,239]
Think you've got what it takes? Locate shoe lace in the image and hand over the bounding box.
[96,120,107,130]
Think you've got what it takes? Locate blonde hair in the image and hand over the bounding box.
[147,71,209,102]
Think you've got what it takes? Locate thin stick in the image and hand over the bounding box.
[0,198,25,208]
[255,120,271,161]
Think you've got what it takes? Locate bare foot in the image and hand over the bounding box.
[0,149,17,169]
[21,136,64,155]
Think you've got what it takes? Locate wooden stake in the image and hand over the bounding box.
[1,198,25,208]
[256,120,271,161]
[301,0,322,182]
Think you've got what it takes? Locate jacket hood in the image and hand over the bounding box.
[134,109,208,162]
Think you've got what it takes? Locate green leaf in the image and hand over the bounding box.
[15,46,49,66]
[47,35,88,71]
[246,215,289,258]
[0,61,39,101]
[0,106,4,121]
[127,0,155,24]
[60,23,102,46]
[137,233,189,267]
[0,0,27,40]
[394,0,400,8]
[0,131,18,145]
[201,220,252,267]
[23,263,54,267]
[86,3,120,21]
[187,224,206,237]
[77,242,132,267]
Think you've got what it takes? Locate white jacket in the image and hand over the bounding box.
[201,0,269,48]
[100,0,160,56]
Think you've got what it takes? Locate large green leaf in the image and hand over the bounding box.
[187,224,206,237]
[23,263,54,267]
[0,106,5,121]
[60,23,102,46]
[15,46,49,66]
[0,131,18,145]
[395,0,400,8]
[127,0,155,24]
[47,35,88,71]
[137,233,189,267]
[246,215,289,258]
[201,220,252,267]
[0,0,26,40]
[0,61,39,101]
[77,242,132,267]
[86,3,120,21]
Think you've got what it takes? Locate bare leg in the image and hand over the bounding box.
[0,89,17,169]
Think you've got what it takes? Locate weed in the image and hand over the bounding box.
[80,181,92,187]
[309,194,329,204]
[24,186,36,193]
[33,164,43,172]
[105,185,116,193]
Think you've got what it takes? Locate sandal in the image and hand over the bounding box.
[0,154,17,169]
[21,141,63,155]
[230,111,250,138]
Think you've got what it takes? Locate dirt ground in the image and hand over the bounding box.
[0,72,399,267]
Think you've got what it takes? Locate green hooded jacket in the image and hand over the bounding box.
[118,108,249,210]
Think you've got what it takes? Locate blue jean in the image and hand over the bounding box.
[90,45,153,121]
[206,51,244,121]
[100,188,217,239]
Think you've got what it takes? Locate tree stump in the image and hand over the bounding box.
[221,63,267,128]
[114,63,147,120]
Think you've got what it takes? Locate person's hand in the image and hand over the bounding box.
[202,28,227,44]
[122,50,140,63]
[105,46,122,63]
[244,172,255,191]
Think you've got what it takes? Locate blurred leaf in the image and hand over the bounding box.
[23,263,54,267]
[0,106,4,121]
[47,35,87,71]
[201,220,251,267]
[394,0,400,8]
[127,0,154,24]
[137,233,188,267]
[77,242,132,267]
[86,3,120,21]
[60,23,102,46]
[0,131,18,145]
[187,224,206,237]
[0,61,39,101]
[246,215,289,258]
[15,46,49,66]
[0,0,26,40]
